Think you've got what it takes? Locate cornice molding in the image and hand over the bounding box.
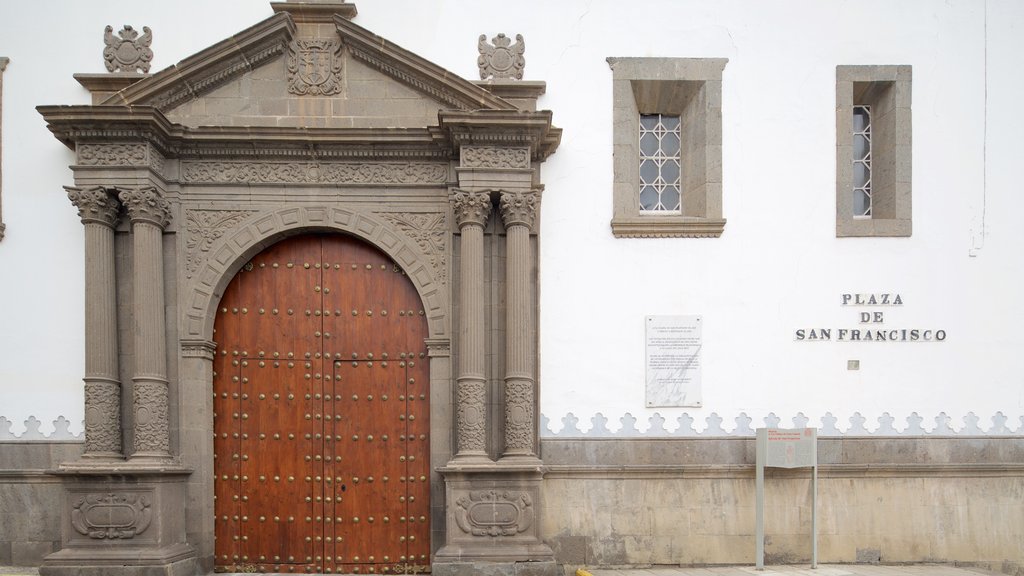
[99,13,295,111]
[439,110,561,162]
[335,15,514,113]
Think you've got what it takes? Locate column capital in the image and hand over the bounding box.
[67,186,120,227]
[452,189,493,229]
[499,190,540,229]
[119,186,171,229]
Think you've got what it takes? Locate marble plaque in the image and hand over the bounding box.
[645,315,702,407]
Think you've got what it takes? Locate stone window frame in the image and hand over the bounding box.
[836,65,912,237]
[608,57,728,238]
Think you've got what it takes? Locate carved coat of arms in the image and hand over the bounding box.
[287,39,344,95]
[478,33,526,80]
[103,25,153,73]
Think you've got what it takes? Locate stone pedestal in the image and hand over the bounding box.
[40,472,196,576]
[433,465,556,576]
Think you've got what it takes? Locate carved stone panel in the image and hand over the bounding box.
[184,210,253,278]
[287,38,343,95]
[71,492,153,539]
[181,161,448,185]
[454,490,534,537]
[376,212,448,286]
[462,146,530,169]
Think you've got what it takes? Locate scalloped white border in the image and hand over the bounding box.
[540,411,1024,437]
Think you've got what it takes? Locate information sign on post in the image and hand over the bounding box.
[755,428,818,570]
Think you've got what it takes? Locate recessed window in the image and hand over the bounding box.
[836,65,911,237]
[608,57,728,238]
[639,114,681,212]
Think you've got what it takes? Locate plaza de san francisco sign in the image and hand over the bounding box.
[794,293,947,342]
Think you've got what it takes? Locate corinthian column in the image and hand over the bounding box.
[119,186,173,461]
[499,191,540,461]
[452,190,492,463]
[67,186,123,459]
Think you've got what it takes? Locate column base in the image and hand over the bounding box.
[40,544,195,576]
[432,559,560,576]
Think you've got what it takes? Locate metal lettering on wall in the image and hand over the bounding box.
[645,315,702,408]
[794,293,947,342]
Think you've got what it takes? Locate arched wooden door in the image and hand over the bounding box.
[213,234,430,574]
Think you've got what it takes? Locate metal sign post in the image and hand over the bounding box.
[755,427,817,570]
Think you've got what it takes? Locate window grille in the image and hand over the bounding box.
[853,105,872,218]
[638,114,681,212]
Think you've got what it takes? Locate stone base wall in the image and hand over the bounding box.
[0,442,82,566]
[540,437,1024,575]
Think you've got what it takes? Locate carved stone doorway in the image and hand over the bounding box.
[212,234,430,574]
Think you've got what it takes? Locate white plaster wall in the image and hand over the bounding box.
[0,0,1021,436]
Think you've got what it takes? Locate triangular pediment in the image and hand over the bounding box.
[101,10,513,128]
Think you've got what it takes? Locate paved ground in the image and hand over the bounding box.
[588,566,1004,576]
[0,565,1006,576]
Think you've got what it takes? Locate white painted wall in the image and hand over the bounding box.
[0,0,1021,436]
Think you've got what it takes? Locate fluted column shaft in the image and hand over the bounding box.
[499,191,539,460]
[68,186,123,458]
[452,190,492,462]
[120,187,173,461]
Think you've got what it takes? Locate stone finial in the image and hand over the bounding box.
[103,25,153,73]
[477,33,525,80]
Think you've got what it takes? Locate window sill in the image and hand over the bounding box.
[611,217,726,238]
[836,217,911,238]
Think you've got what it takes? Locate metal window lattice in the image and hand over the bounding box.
[639,114,681,212]
[853,105,872,218]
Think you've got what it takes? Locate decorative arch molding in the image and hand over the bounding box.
[183,205,449,343]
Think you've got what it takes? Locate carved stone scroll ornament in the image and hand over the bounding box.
[118,187,171,229]
[67,186,121,227]
[498,190,538,229]
[287,38,343,95]
[478,33,525,80]
[72,492,153,539]
[452,190,493,228]
[103,25,153,73]
[454,490,534,537]
[462,146,530,169]
[184,210,253,278]
[181,161,447,185]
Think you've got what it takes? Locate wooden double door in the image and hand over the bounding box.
[213,234,430,574]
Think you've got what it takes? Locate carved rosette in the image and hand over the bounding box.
[83,380,122,455]
[452,191,493,229]
[185,210,252,278]
[462,146,530,169]
[133,380,170,455]
[72,492,153,539]
[67,186,120,227]
[287,39,343,96]
[456,380,487,454]
[454,490,534,537]
[503,379,535,453]
[119,187,171,229]
[499,191,538,229]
